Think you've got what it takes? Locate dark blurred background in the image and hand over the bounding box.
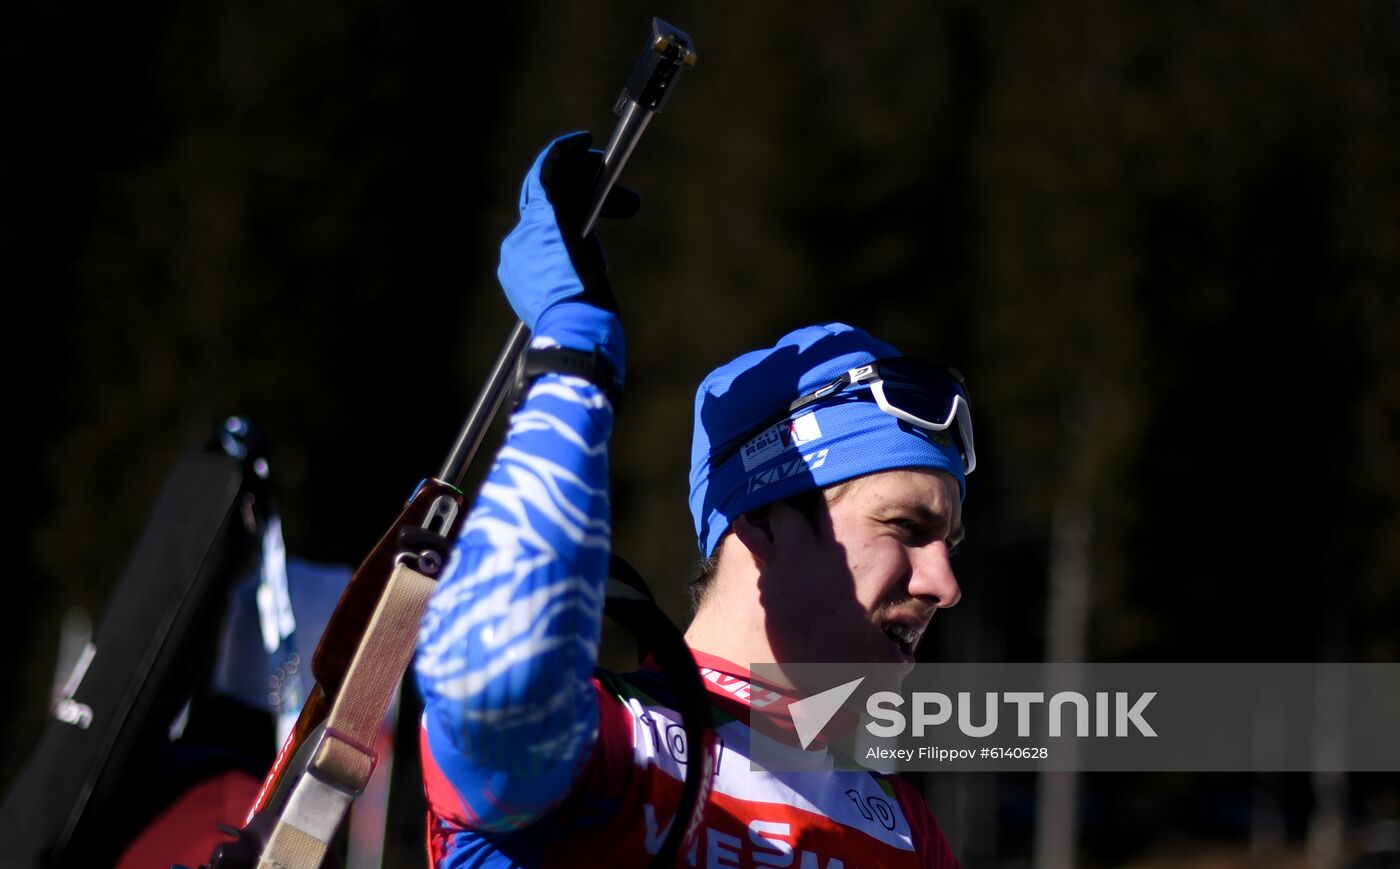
[4,1,1397,866]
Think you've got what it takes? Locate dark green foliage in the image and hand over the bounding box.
[5,0,1398,861]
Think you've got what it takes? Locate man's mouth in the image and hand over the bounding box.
[882,622,923,658]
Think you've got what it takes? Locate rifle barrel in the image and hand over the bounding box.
[440,19,696,488]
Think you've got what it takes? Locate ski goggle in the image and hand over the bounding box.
[718,357,977,474]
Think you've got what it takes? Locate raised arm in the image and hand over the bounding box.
[414,133,637,831]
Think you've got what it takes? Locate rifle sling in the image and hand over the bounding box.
[260,561,437,869]
[257,555,711,869]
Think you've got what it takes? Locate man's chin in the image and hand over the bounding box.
[864,650,916,698]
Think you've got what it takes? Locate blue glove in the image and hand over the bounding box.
[498,132,640,378]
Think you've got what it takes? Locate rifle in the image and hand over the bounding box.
[200,19,702,869]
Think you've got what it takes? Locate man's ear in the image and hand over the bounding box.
[731,504,776,566]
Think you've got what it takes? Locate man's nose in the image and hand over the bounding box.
[910,542,962,608]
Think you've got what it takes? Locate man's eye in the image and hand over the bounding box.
[888,518,933,541]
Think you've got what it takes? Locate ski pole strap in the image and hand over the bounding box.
[259,561,438,869]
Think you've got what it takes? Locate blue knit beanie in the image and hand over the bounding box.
[689,323,967,556]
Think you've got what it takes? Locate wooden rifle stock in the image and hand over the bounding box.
[246,478,464,818]
[311,479,463,697]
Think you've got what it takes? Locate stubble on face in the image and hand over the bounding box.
[764,469,963,668]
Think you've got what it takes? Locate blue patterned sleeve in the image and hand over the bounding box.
[415,371,613,831]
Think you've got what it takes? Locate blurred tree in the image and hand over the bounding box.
[5,0,1397,864]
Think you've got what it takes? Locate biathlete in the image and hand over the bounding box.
[415,133,973,867]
